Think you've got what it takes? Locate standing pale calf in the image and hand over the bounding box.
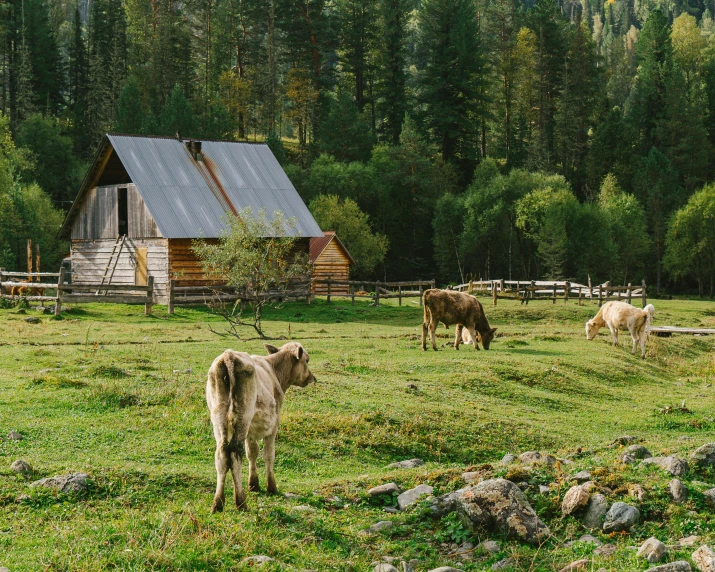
[585,301,655,358]
[205,342,315,513]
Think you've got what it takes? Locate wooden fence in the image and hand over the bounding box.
[313,279,435,306]
[0,269,61,304]
[453,278,647,307]
[55,270,154,315]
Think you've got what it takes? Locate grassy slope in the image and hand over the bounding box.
[0,297,714,571]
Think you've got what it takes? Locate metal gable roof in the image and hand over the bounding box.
[96,134,322,239]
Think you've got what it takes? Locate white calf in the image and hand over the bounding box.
[586,301,655,358]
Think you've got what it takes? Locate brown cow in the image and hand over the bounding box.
[421,288,497,351]
[206,342,315,513]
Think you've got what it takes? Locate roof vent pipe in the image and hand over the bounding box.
[185,140,203,161]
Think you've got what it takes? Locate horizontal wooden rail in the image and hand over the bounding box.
[58,284,151,293]
[1,281,58,289]
[0,271,61,278]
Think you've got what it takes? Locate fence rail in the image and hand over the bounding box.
[0,268,61,304]
[55,270,154,315]
[312,278,435,306]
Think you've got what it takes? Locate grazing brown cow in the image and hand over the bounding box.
[206,342,315,513]
[421,288,497,351]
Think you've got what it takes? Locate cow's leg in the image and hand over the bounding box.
[211,442,230,513]
[467,325,480,350]
[229,438,247,509]
[640,330,647,359]
[454,324,463,350]
[263,432,278,494]
[608,324,618,346]
[630,328,638,355]
[429,320,438,351]
[421,322,428,351]
[246,438,261,493]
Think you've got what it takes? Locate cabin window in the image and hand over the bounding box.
[118,188,128,236]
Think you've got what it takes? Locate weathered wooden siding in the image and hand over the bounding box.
[71,238,169,302]
[71,184,161,240]
[312,239,351,294]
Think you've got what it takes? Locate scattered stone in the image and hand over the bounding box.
[670,479,688,503]
[564,535,602,548]
[428,568,462,572]
[612,435,637,445]
[692,444,715,469]
[369,521,393,532]
[369,483,401,496]
[637,537,667,564]
[284,492,300,499]
[478,540,500,554]
[501,454,517,465]
[679,435,694,441]
[647,562,692,572]
[241,555,274,565]
[387,459,424,469]
[692,545,715,572]
[628,483,647,501]
[24,317,40,324]
[492,558,515,570]
[383,507,399,514]
[397,484,433,510]
[452,478,550,545]
[374,564,399,572]
[539,485,551,495]
[594,544,617,557]
[562,485,590,516]
[680,536,701,547]
[6,431,22,441]
[462,471,481,484]
[580,481,597,492]
[641,456,689,477]
[30,473,89,493]
[620,454,637,464]
[625,444,652,459]
[518,451,556,466]
[571,470,591,482]
[558,560,589,572]
[703,488,715,508]
[602,502,640,533]
[292,505,316,512]
[582,493,609,529]
[10,460,32,474]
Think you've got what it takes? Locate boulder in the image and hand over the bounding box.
[6,431,22,441]
[612,435,637,445]
[501,454,517,465]
[427,568,462,572]
[669,479,688,503]
[620,454,637,465]
[462,471,481,484]
[10,460,32,474]
[453,478,550,545]
[594,544,617,557]
[581,494,609,529]
[30,473,90,493]
[539,485,551,495]
[397,484,433,510]
[369,483,401,496]
[518,452,556,466]
[24,317,41,324]
[704,488,715,508]
[369,521,393,532]
[558,560,589,572]
[680,536,701,547]
[628,483,647,501]
[374,565,399,572]
[571,470,591,483]
[692,546,715,572]
[691,444,715,469]
[648,563,692,572]
[478,540,500,554]
[637,537,667,564]
[641,456,689,477]
[564,534,601,548]
[625,444,652,459]
[387,459,424,469]
[602,502,639,533]
[562,485,590,516]
[492,558,515,570]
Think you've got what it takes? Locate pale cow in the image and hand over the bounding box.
[422,288,497,351]
[206,342,315,513]
[585,301,655,358]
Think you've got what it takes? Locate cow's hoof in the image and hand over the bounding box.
[211,497,225,513]
[249,478,261,493]
[235,492,247,510]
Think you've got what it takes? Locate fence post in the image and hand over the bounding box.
[0,268,4,303]
[605,281,611,303]
[168,279,176,315]
[626,282,632,305]
[375,281,380,307]
[564,280,570,304]
[419,283,423,306]
[598,284,603,307]
[35,244,40,283]
[398,285,402,306]
[327,277,332,303]
[578,286,583,306]
[492,280,498,306]
[27,239,32,281]
[351,284,355,306]
[588,275,593,302]
[642,280,647,308]
[54,267,65,316]
[145,276,154,315]
[529,280,535,306]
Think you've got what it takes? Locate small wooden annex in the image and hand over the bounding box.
[310,231,355,294]
[59,134,323,304]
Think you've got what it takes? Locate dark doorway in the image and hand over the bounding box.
[118,188,128,236]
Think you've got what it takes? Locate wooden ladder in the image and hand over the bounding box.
[96,235,126,294]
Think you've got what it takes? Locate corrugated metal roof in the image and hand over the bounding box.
[98,134,322,239]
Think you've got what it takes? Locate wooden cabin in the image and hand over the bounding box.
[59,134,323,304]
[310,231,355,294]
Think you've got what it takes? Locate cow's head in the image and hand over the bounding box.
[585,320,599,340]
[265,342,316,387]
[481,327,498,350]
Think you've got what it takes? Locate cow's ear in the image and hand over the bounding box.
[292,345,304,360]
[264,344,280,354]
[490,327,498,334]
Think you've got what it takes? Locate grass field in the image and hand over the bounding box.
[1,296,714,571]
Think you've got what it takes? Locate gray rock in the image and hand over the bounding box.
[501,453,517,465]
[641,456,689,476]
[6,431,22,441]
[602,502,639,533]
[625,444,652,459]
[369,482,401,496]
[564,534,602,548]
[369,521,393,532]
[397,483,433,510]
[427,568,463,572]
[374,564,399,572]
[628,483,647,501]
[679,536,701,547]
[30,473,89,493]
[620,454,637,464]
[558,560,589,572]
[613,435,637,445]
[478,540,500,554]
[648,563,692,572]
[669,479,688,503]
[492,558,515,570]
[25,317,41,324]
[241,555,274,565]
[562,485,590,515]
[637,537,667,563]
[594,544,617,557]
[293,505,316,512]
[518,451,556,466]
[693,546,715,572]
[283,492,300,499]
[453,478,550,545]
[462,471,481,483]
[539,485,551,495]
[429,489,464,518]
[571,470,591,482]
[10,460,32,474]
[582,493,609,529]
[387,458,424,469]
[0,568,9,572]
[383,507,399,514]
[703,488,715,508]
[692,444,715,469]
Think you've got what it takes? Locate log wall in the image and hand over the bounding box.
[312,239,351,294]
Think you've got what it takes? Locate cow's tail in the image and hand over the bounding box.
[222,351,255,428]
[422,292,432,350]
[643,304,655,333]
